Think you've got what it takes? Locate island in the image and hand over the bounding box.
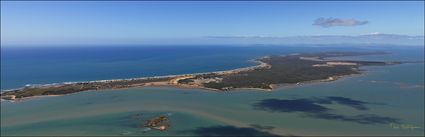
[143,114,171,131]
[0,51,402,101]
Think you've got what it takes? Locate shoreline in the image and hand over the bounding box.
[1,52,401,101]
[1,58,268,92]
[0,58,270,101]
[0,67,364,102]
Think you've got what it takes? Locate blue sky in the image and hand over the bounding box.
[1,1,424,46]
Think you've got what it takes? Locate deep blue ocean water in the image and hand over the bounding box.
[3,45,412,90]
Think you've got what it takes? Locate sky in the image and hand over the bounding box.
[1,1,424,46]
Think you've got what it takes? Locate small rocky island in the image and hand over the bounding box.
[0,51,401,101]
[143,114,171,131]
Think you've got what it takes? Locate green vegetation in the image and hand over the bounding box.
[1,77,172,99]
[200,52,398,90]
[0,51,399,100]
[177,78,195,84]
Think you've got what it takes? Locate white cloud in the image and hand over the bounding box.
[313,17,368,28]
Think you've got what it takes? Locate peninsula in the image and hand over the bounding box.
[0,51,401,101]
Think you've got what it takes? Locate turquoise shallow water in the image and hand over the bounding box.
[1,45,424,136]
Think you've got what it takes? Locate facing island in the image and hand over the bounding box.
[0,51,401,101]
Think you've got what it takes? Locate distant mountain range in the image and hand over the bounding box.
[204,34,424,46]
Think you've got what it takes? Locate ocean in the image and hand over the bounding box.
[1,45,424,136]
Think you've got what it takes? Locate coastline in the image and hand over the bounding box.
[0,52,400,101]
[0,58,268,101]
[1,58,268,92]
[0,68,361,102]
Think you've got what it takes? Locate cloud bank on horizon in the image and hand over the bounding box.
[204,34,424,46]
[313,17,369,28]
[2,34,423,46]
